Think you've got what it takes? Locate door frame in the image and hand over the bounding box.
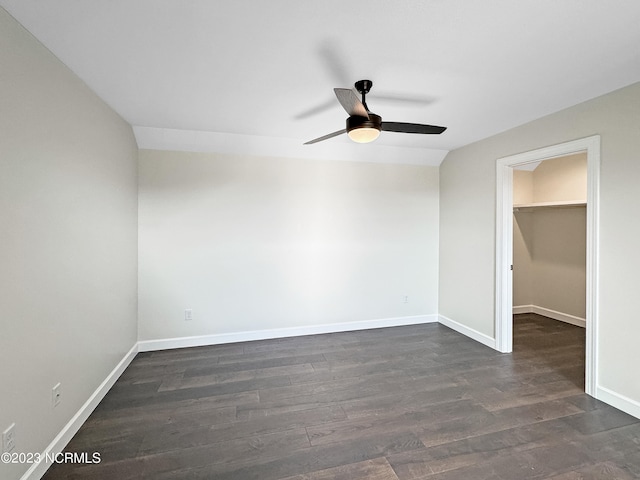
[495,135,600,396]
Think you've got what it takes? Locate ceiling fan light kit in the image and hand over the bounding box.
[346,113,381,143]
[304,79,446,145]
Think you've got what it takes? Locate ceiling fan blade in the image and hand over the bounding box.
[381,122,447,134]
[334,88,369,118]
[319,40,350,86]
[304,129,346,145]
[373,93,434,106]
[294,98,338,120]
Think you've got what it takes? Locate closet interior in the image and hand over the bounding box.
[512,152,587,327]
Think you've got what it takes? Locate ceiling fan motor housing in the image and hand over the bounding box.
[346,113,382,133]
[346,113,382,143]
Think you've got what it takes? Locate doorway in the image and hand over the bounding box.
[494,135,600,396]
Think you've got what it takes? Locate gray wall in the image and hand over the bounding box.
[138,150,440,343]
[514,208,587,318]
[0,9,138,480]
[440,81,640,409]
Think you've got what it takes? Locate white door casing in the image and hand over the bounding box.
[495,135,600,396]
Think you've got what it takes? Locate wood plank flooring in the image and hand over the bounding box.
[43,314,640,479]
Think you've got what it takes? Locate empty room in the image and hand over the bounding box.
[1,2,640,479]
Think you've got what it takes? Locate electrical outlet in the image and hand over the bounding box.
[184,309,193,321]
[52,383,62,407]
[403,295,409,304]
[2,423,15,453]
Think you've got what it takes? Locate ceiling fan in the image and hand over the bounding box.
[304,80,446,145]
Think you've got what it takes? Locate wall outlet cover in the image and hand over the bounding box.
[52,382,62,407]
[2,423,16,453]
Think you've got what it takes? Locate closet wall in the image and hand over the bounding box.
[513,153,587,325]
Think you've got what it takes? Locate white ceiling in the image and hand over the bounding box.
[3,0,640,165]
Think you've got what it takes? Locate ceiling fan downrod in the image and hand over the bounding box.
[354,79,373,113]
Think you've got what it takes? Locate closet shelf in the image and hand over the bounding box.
[513,200,586,211]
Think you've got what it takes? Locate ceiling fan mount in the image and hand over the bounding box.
[354,79,373,95]
[304,79,446,145]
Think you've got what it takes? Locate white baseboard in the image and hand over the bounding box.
[513,304,586,328]
[596,385,640,420]
[138,314,439,352]
[437,315,496,349]
[513,304,534,315]
[22,344,139,480]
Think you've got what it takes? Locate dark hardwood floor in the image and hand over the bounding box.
[43,314,640,479]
